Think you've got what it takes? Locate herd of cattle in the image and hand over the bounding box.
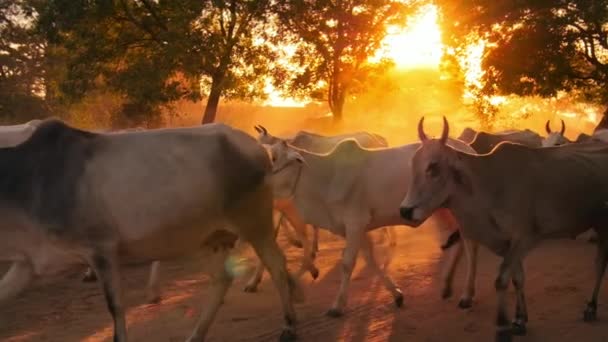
[0,116,608,342]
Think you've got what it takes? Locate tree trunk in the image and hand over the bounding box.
[331,94,344,123]
[201,75,223,125]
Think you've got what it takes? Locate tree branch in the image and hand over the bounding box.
[137,0,167,31]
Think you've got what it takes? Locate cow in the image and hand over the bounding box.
[575,132,593,143]
[400,116,608,342]
[254,125,396,254]
[247,125,396,292]
[541,119,569,147]
[458,127,527,145]
[264,131,475,317]
[439,126,546,308]
[0,119,303,342]
[468,129,542,154]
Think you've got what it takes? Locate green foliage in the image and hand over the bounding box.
[37,0,275,123]
[437,0,608,103]
[0,0,51,122]
[273,0,418,122]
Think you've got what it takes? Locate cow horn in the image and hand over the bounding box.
[417,116,429,142]
[254,125,262,134]
[259,125,268,135]
[560,119,566,135]
[545,120,552,134]
[440,116,449,144]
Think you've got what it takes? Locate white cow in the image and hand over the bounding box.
[266,133,474,317]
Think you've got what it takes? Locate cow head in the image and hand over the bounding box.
[542,119,569,147]
[265,141,306,199]
[400,116,464,226]
[254,124,284,145]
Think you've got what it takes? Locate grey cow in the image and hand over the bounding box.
[439,125,547,309]
[401,117,608,342]
[0,119,303,342]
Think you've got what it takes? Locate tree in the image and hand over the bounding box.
[437,0,608,104]
[0,0,51,122]
[39,0,274,124]
[273,0,416,123]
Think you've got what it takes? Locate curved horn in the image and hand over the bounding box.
[440,116,449,144]
[545,120,552,134]
[259,125,268,135]
[417,116,429,142]
[560,119,565,135]
[254,125,262,134]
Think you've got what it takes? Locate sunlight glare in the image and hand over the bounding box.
[374,4,443,69]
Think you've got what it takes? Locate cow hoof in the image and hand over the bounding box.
[279,329,297,342]
[441,287,453,299]
[82,272,97,282]
[326,308,343,318]
[511,320,527,336]
[243,284,258,293]
[394,293,404,308]
[310,267,319,280]
[458,297,473,309]
[495,328,512,342]
[584,306,597,322]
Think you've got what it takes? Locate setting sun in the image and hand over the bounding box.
[264,4,490,108]
[374,4,443,69]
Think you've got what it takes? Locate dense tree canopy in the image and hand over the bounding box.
[273,0,416,122]
[39,0,274,123]
[438,0,608,103]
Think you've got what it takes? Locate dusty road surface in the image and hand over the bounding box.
[1,222,608,342]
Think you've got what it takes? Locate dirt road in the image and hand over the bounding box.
[1,223,608,342]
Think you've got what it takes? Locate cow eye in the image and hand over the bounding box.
[426,162,439,177]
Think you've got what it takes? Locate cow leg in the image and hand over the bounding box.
[243,211,283,293]
[243,261,265,293]
[494,239,534,342]
[279,213,303,249]
[235,191,302,342]
[583,232,608,322]
[327,225,363,317]
[186,248,232,342]
[281,207,318,280]
[248,235,302,341]
[386,227,397,247]
[82,267,98,282]
[361,233,403,307]
[0,260,34,303]
[440,237,463,300]
[459,239,479,309]
[145,261,161,304]
[91,252,127,342]
[311,225,319,259]
[511,261,528,336]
